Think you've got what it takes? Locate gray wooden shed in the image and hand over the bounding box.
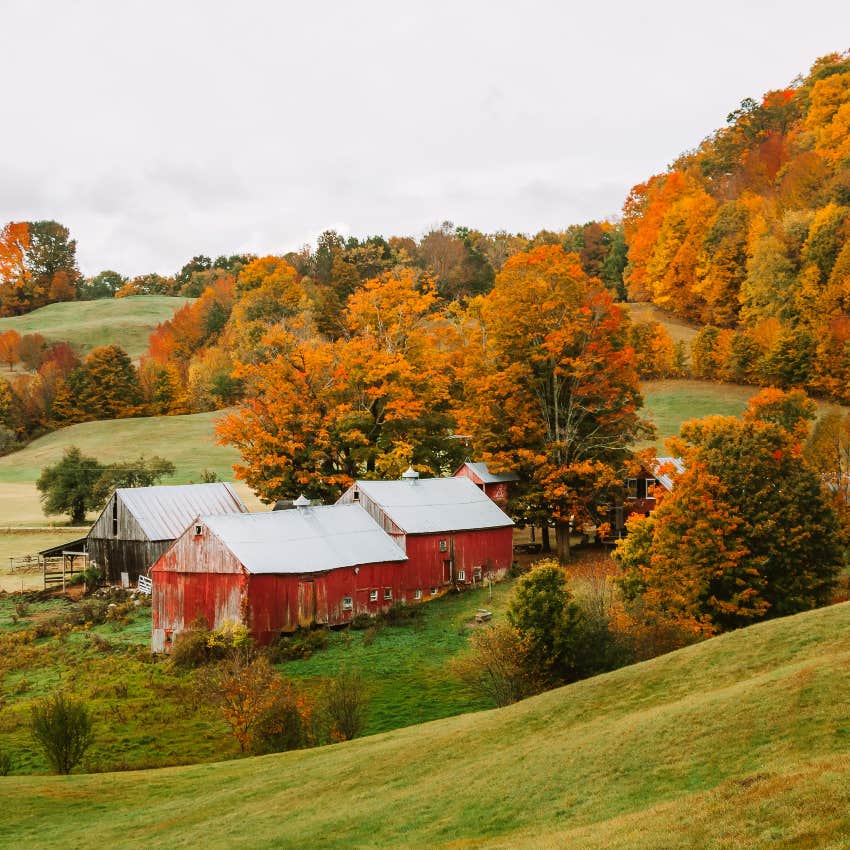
[88,482,248,584]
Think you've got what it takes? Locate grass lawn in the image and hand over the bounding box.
[0,577,519,776]
[280,579,517,735]
[2,599,850,847]
[0,296,192,360]
[640,379,758,446]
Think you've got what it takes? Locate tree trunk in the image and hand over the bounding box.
[541,523,550,553]
[555,521,571,563]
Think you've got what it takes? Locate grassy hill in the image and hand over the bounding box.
[640,379,757,446]
[0,411,263,525]
[2,601,850,848]
[0,295,192,360]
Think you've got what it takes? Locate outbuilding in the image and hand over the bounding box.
[150,503,408,651]
[88,482,247,585]
[336,471,514,593]
[453,461,519,504]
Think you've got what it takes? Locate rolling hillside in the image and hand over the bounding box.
[0,411,263,524]
[2,601,850,848]
[0,295,192,360]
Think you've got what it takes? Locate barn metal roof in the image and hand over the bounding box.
[349,477,514,534]
[652,457,686,492]
[118,482,247,541]
[200,504,407,574]
[457,461,520,484]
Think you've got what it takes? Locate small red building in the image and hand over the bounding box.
[453,461,519,505]
[151,504,407,651]
[609,456,685,536]
[337,470,514,592]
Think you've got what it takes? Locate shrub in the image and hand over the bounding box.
[170,629,212,669]
[349,613,373,630]
[319,670,369,741]
[196,653,311,754]
[381,601,422,626]
[30,692,95,774]
[253,684,315,754]
[268,628,328,662]
[170,619,252,669]
[450,623,533,707]
[507,560,585,686]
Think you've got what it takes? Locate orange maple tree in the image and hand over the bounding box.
[459,245,651,560]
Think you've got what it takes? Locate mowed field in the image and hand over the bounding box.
[0,295,192,361]
[3,600,850,848]
[640,379,757,447]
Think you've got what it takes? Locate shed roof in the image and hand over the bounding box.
[201,504,407,574]
[118,482,247,541]
[348,477,514,534]
[38,537,87,558]
[652,457,686,492]
[456,461,520,484]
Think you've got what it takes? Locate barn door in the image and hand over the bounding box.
[297,580,316,628]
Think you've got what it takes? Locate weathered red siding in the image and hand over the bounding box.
[151,521,413,649]
[403,527,513,593]
[248,561,407,643]
[151,524,247,652]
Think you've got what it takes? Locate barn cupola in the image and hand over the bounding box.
[401,467,419,484]
[294,494,311,509]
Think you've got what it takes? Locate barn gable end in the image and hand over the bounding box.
[88,482,248,585]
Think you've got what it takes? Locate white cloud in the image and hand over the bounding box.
[1,0,849,275]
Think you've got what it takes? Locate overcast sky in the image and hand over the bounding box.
[1,1,849,277]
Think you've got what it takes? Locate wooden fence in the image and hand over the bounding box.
[42,551,89,590]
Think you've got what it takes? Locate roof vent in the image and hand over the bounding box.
[294,494,311,509]
[401,467,419,482]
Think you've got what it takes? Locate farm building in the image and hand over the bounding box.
[608,456,685,536]
[337,470,514,591]
[453,461,519,504]
[151,503,408,651]
[88,482,248,585]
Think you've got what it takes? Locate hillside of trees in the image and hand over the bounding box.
[624,49,850,401]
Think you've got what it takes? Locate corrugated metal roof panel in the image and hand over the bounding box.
[119,482,247,541]
[459,462,520,484]
[652,457,686,492]
[201,505,407,574]
[349,477,514,534]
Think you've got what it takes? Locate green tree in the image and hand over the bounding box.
[507,562,585,685]
[36,447,105,524]
[81,270,127,300]
[30,692,94,774]
[93,455,176,504]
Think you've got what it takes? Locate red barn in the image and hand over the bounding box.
[336,470,514,593]
[453,461,519,505]
[151,504,407,651]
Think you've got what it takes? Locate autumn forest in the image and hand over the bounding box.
[2,51,850,607]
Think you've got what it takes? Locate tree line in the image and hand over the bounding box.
[624,50,850,403]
